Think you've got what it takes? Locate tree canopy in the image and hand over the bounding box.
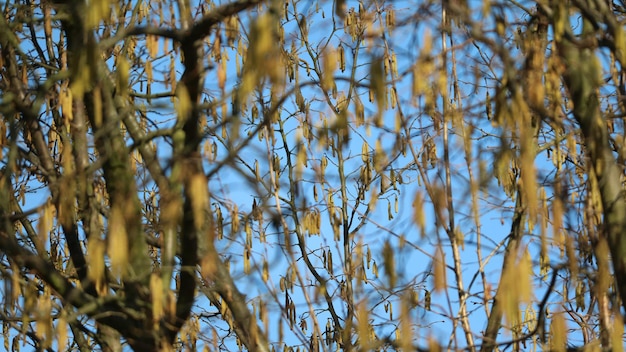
[1,0,626,351]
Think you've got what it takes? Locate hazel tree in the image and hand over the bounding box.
[0,0,625,351]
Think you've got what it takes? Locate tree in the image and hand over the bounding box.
[0,0,625,350]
